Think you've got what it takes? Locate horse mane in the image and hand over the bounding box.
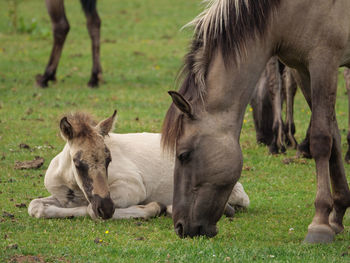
[161,0,281,154]
[64,112,98,139]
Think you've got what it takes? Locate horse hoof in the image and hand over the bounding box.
[35,74,49,88]
[304,225,335,244]
[88,80,99,88]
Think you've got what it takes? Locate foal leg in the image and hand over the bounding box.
[343,67,350,163]
[36,0,70,88]
[224,182,250,218]
[28,196,88,218]
[87,202,166,220]
[304,58,347,243]
[82,1,102,87]
[283,67,298,149]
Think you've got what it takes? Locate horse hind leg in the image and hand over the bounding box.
[328,120,350,234]
[36,0,70,88]
[343,67,350,163]
[81,0,102,87]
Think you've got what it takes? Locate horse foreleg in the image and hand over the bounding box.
[283,67,298,149]
[36,0,70,88]
[343,67,350,163]
[303,59,342,243]
[83,3,102,87]
[28,196,88,218]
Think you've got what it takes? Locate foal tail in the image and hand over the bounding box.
[80,0,97,14]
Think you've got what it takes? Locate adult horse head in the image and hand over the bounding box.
[162,0,350,243]
[60,111,117,219]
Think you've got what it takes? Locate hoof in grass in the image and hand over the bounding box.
[304,225,335,244]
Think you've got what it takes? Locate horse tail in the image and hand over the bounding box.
[80,0,97,14]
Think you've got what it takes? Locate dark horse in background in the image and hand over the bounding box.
[250,56,297,154]
[162,0,350,243]
[36,0,102,88]
[253,60,350,164]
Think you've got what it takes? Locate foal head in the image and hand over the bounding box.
[60,111,117,219]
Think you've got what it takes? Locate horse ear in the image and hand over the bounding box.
[96,110,117,136]
[168,91,194,118]
[60,117,74,141]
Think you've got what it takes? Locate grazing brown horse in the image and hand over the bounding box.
[36,0,102,88]
[251,56,297,154]
[162,0,350,243]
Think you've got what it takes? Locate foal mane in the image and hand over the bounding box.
[64,112,98,139]
[161,0,281,154]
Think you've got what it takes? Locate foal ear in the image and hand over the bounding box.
[168,91,194,118]
[60,117,74,141]
[96,110,117,136]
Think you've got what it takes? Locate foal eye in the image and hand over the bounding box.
[105,156,111,167]
[178,151,192,164]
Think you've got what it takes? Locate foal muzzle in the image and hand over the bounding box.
[91,195,115,220]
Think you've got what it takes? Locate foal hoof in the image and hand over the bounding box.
[304,225,335,244]
[224,204,235,218]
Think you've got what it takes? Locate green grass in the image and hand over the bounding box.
[1,0,350,262]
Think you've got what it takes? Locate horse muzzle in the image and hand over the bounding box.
[174,220,218,238]
[91,194,115,220]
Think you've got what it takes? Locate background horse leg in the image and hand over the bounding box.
[343,67,350,163]
[36,0,70,88]
[303,58,343,243]
[82,0,102,87]
[283,66,298,149]
[292,69,313,159]
[251,71,274,146]
[28,196,88,218]
[267,57,285,154]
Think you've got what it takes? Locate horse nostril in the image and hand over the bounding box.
[175,222,184,238]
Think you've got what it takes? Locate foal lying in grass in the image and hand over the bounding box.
[29,111,249,220]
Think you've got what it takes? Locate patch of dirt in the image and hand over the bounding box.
[282,156,308,165]
[14,157,44,170]
[19,143,30,150]
[15,203,26,208]
[8,255,45,263]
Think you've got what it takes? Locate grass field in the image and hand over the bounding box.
[2,0,350,262]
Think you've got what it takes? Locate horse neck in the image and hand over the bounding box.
[203,39,272,138]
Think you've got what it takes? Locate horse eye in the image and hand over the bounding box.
[178,151,192,164]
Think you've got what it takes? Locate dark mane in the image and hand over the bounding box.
[161,0,281,153]
[65,112,98,139]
